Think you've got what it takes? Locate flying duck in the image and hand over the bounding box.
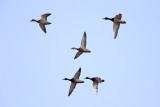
[30,13,51,33]
[63,68,84,96]
[85,77,104,94]
[103,13,126,39]
[71,32,91,59]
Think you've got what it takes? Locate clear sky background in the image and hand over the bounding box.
[0,0,160,107]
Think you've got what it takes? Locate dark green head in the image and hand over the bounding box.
[103,17,114,22]
[63,78,70,80]
[102,17,110,20]
[84,77,91,79]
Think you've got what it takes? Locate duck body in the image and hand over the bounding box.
[72,47,91,53]
[63,78,84,83]
[85,77,104,94]
[103,14,126,39]
[78,48,91,53]
[114,18,126,24]
[85,77,104,83]
[39,19,51,25]
[71,32,91,59]
[63,68,84,96]
[30,13,51,33]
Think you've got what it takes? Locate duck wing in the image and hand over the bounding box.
[39,23,46,33]
[95,77,102,82]
[93,81,99,94]
[68,82,77,96]
[115,14,122,19]
[81,32,87,48]
[41,13,51,21]
[74,51,83,59]
[73,68,81,79]
[113,22,120,39]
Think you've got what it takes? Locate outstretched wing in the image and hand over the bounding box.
[113,22,120,39]
[81,32,87,48]
[68,82,77,96]
[93,81,98,94]
[74,51,83,59]
[39,23,46,33]
[41,13,51,21]
[74,68,81,79]
[115,14,122,19]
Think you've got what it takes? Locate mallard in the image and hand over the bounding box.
[63,68,84,96]
[30,13,51,33]
[84,77,104,94]
[71,32,91,59]
[103,13,126,39]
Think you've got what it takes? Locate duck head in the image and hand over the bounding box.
[71,47,78,50]
[63,78,70,80]
[30,19,39,23]
[84,77,91,79]
[103,17,114,22]
[102,17,110,20]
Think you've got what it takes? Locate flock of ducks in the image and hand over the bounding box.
[30,13,126,96]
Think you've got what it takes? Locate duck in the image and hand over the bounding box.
[71,32,91,59]
[30,13,51,33]
[84,77,104,94]
[63,68,84,96]
[103,13,126,39]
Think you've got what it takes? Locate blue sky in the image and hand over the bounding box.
[0,0,160,107]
